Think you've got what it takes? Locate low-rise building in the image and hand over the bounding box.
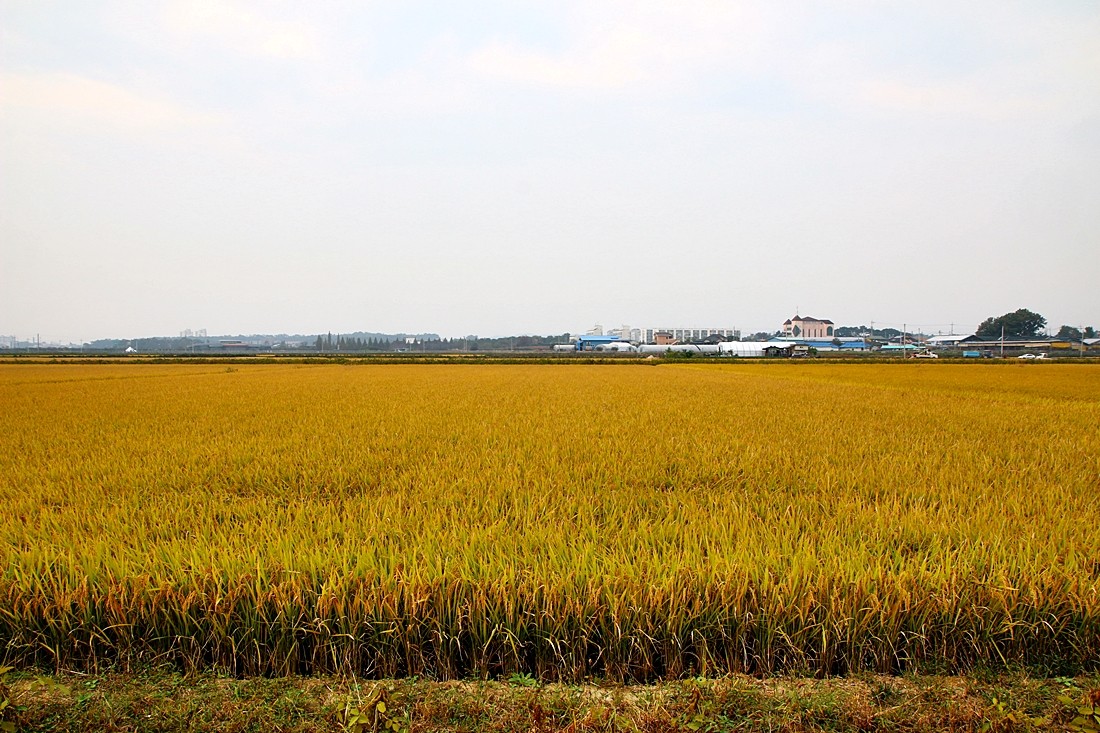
[769,335,867,352]
[925,334,976,349]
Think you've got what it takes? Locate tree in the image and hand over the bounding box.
[1056,325,1081,340]
[975,309,1046,340]
[1057,325,1096,340]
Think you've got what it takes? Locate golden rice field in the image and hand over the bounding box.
[1,361,1098,680]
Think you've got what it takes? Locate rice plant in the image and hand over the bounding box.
[1,362,1097,679]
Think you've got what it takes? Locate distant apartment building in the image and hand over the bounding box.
[782,315,834,338]
[636,327,740,343]
[588,324,741,343]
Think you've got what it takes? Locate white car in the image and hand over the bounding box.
[1017,353,1044,359]
[913,351,938,359]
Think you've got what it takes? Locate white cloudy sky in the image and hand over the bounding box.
[2,1,1098,341]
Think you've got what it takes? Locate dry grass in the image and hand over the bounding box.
[5,669,1099,732]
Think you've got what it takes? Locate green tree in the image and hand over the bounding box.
[975,309,1046,340]
[1056,325,1082,340]
[1057,325,1097,340]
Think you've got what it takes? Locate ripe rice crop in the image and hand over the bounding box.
[1,362,1098,680]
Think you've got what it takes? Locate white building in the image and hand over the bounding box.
[925,334,975,348]
[636,327,739,343]
[638,343,722,354]
[583,324,740,343]
[718,341,798,357]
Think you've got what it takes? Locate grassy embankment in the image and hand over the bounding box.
[4,667,1100,732]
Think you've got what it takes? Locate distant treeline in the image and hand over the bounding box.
[315,333,573,352]
[77,332,574,353]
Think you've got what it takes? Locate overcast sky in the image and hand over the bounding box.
[2,1,1098,342]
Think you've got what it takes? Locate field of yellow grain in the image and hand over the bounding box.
[1,362,1098,679]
